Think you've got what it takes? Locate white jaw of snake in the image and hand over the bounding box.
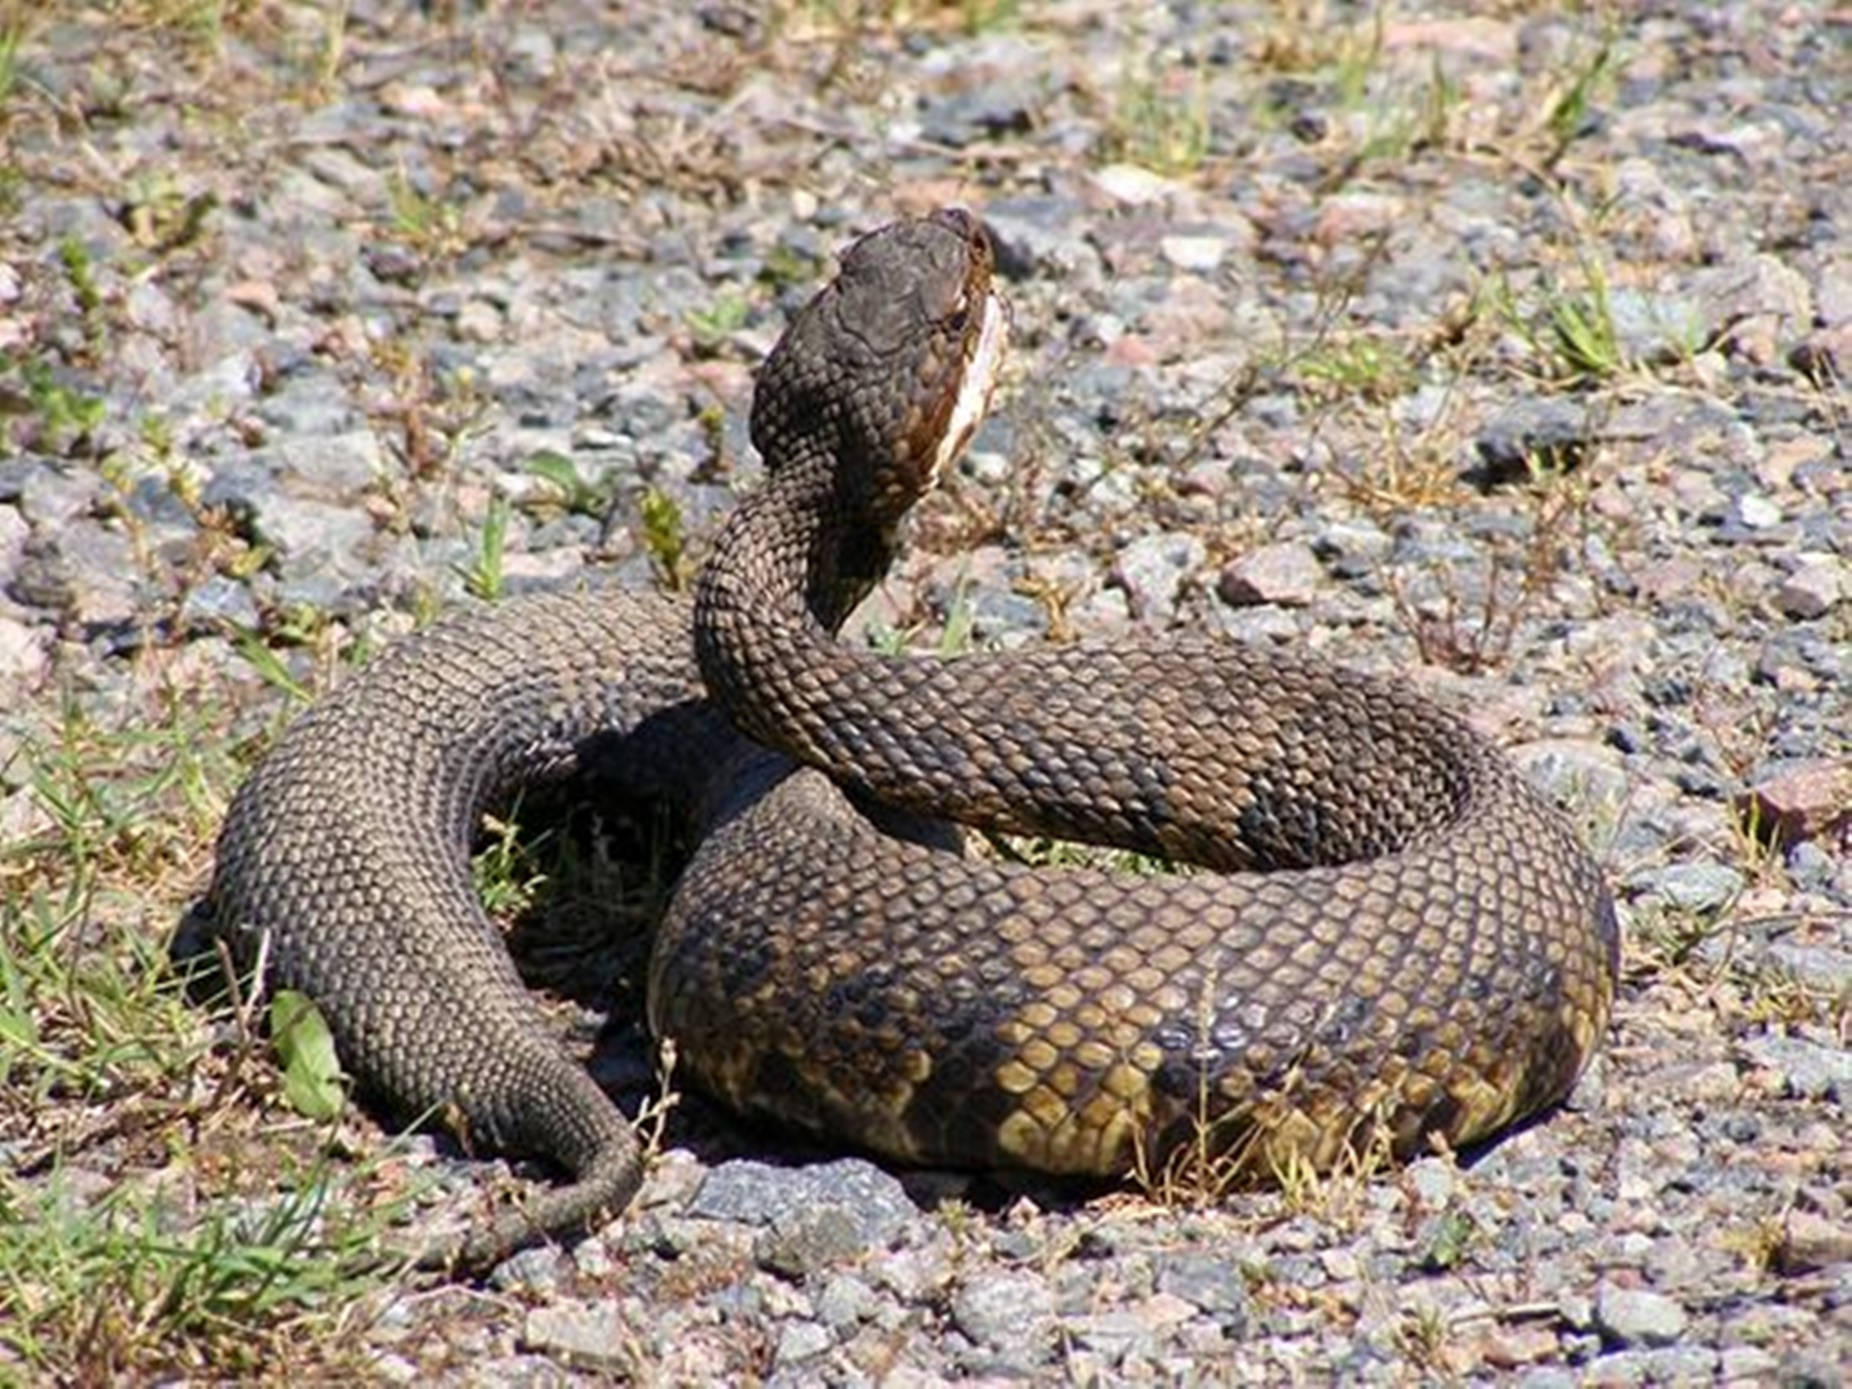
[928,288,1010,486]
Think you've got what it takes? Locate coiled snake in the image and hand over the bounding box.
[208,210,1617,1269]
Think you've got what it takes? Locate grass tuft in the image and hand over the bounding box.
[0,1152,405,1381]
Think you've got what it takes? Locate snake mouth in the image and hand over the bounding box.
[924,284,1009,488]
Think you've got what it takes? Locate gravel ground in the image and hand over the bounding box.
[2,2,1847,1384]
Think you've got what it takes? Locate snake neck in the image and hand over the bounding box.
[695,456,894,738]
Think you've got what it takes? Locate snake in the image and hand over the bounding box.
[206,209,1618,1270]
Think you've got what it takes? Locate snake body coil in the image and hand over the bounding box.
[208,210,1617,1268]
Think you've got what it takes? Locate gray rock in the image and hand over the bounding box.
[688,1158,918,1273]
[1784,842,1839,894]
[1691,252,1813,360]
[179,575,261,632]
[1738,1033,1852,1102]
[1405,1157,1457,1211]
[1623,861,1744,915]
[1160,233,1232,273]
[15,459,99,526]
[985,197,1096,283]
[0,503,26,575]
[867,1234,955,1304]
[266,431,389,495]
[967,585,1048,643]
[1511,739,1630,821]
[1473,398,1592,484]
[255,498,376,570]
[916,84,1035,149]
[1152,1252,1252,1329]
[814,1273,879,1332]
[367,1352,420,1384]
[1695,928,1852,997]
[1216,541,1320,608]
[1062,1308,1153,1364]
[1719,1344,1780,1379]
[1515,1369,1579,1389]
[1734,492,1784,529]
[48,523,140,630]
[1774,556,1843,619]
[1593,1281,1688,1347]
[757,1204,873,1278]
[772,1318,832,1367]
[253,371,362,437]
[1311,519,1392,579]
[489,1243,568,1296]
[1114,530,1205,622]
[521,1300,632,1370]
[0,611,50,680]
[1775,1349,1844,1388]
[951,1270,1056,1356]
[1604,286,1707,364]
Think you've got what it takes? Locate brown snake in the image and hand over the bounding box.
[207,209,1618,1269]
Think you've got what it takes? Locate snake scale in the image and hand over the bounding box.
[207,210,1618,1269]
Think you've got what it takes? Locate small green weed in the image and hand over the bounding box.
[230,632,314,708]
[56,236,106,352]
[120,181,218,256]
[385,166,467,265]
[524,450,617,519]
[1418,1209,1480,1272]
[0,650,412,1379]
[759,242,820,292]
[1545,272,1624,383]
[1492,262,1625,385]
[867,570,981,659]
[455,494,511,601]
[1542,29,1620,166]
[638,486,689,590]
[0,12,27,109]
[1329,11,1385,107]
[1107,63,1210,176]
[14,361,107,455]
[310,0,349,97]
[1295,334,1416,404]
[472,803,553,921]
[685,291,751,356]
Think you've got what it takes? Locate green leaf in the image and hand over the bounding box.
[269,990,346,1122]
[524,449,582,499]
[0,946,39,1057]
[232,628,312,704]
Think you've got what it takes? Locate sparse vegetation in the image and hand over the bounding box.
[0,674,405,1378]
[0,0,1839,1381]
[0,1153,405,1381]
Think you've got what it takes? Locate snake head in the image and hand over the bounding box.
[750,208,1009,527]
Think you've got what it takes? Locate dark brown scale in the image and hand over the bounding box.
[209,209,1617,1271]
